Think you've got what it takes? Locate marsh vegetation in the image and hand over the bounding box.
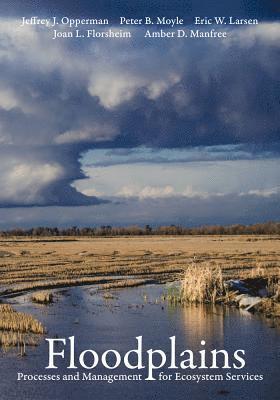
[0,235,279,344]
[31,291,53,304]
[181,265,225,303]
[178,263,280,319]
[0,303,44,351]
[0,235,279,297]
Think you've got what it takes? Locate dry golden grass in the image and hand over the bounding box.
[178,261,280,320]
[249,265,280,300]
[271,280,280,301]
[0,331,39,348]
[0,304,13,313]
[31,291,53,304]
[100,278,156,290]
[181,265,225,303]
[0,303,44,350]
[255,298,280,318]
[0,304,44,334]
[0,236,278,297]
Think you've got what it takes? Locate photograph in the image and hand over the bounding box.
[0,1,279,399]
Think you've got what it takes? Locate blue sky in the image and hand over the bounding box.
[0,1,279,227]
[75,147,279,199]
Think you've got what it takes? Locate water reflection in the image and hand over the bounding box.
[179,303,225,348]
[0,284,279,400]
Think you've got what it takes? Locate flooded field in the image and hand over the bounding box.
[0,236,279,399]
[0,284,279,400]
[0,235,279,296]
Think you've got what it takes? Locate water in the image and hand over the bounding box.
[0,284,279,400]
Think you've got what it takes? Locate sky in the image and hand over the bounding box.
[0,1,279,228]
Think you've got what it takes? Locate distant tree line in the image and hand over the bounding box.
[0,222,279,237]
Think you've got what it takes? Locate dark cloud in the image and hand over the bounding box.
[110,32,280,148]
[84,144,280,168]
[0,20,279,207]
[0,0,278,20]
[0,146,106,207]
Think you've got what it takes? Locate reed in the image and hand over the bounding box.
[0,331,38,348]
[250,265,280,300]
[250,264,267,278]
[0,303,44,351]
[268,276,280,301]
[0,304,14,313]
[31,291,53,304]
[0,304,44,334]
[181,264,225,303]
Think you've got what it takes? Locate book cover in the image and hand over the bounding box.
[0,1,279,399]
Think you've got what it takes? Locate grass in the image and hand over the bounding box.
[31,291,53,304]
[0,332,38,348]
[0,303,45,351]
[181,264,225,303]
[0,235,278,351]
[100,278,157,290]
[0,235,278,298]
[0,276,166,297]
[0,304,44,334]
[271,279,280,301]
[249,265,280,300]
[102,292,116,300]
[178,261,280,321]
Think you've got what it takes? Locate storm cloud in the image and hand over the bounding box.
[0,1,277,20]
[0,18,279,207]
